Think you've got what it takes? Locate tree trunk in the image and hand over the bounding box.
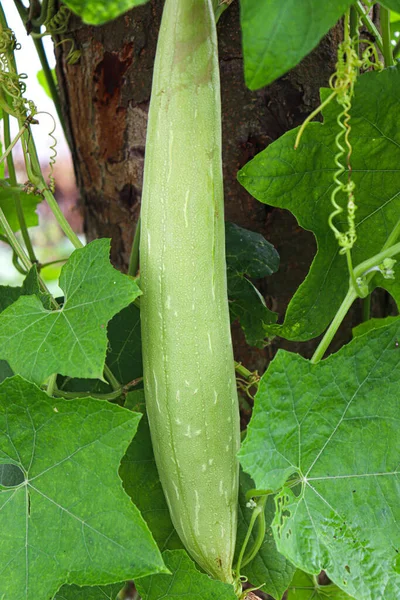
[55,1,343,370]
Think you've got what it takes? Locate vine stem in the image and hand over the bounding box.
[311,239,400,364]
[0,207,31,271]
[311,288,357,364]
[355,1,384,54]
[354,241,400,277]
[3,113,37,263]
[32,36,66,138]
[362,295,371,322]
[381,6,394,67]
[42,189,83,249]
[0,4,82,250]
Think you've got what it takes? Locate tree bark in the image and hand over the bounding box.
[55,1,344,370]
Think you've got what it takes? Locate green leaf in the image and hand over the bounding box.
[0,183,42,234]
[239,319,400,599]
[228,275,277,347]
[0,360,12,383]
[238,67,400,341]
[382,0,400,11]
[225,222,279,278]
[55,582,124,599]
[121,390,182,551]
[136,550,237,600]
[37,68,57,99]
[352,315,399,338]
[59,302,142,395]
[63,0,149,25]
[236,470,295,599]
[0,265,51,314]
[225,222,279,347]
[240,0,351,90]
[0,239,141,385]
[287,570,353,600]
[0,376,165,600]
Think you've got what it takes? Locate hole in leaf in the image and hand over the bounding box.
[0,463,25,487]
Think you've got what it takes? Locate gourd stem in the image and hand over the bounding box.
[381,7,394,67]
[240,496,267,568]
[234,496,266,578]
[353,242,400,279]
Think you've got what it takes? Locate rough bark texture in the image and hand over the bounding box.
[55,1,359,371]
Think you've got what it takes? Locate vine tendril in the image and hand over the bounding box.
[31,4,81,65]
[295,12,383,274]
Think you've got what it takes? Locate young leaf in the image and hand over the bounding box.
[236,470,295,599]
[0,239,141,385]
[63,0,149,25]
[240,0,351,90]
[136,550,237,600]
[121,391,182,551]
[226,222,279,347]
[239,319,400,599]
[287,570,353,599]
[0,377,165,600]
[37,68,57,99]
[238,67,400,341]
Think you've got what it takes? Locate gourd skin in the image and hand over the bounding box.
[140,0,240,584]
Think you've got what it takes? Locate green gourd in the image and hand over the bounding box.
[140,0,240,585]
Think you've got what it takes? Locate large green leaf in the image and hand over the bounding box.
[287,570,353,600]
[55,582,124,600]
[120,391,182,551]
[63,0,149,25]
[236,471,295,599]
[383,0,400,10]
[226,222,279,347]
[352,316,399,338]
[136,550,237,599]
[0,239,141,384]
[240,0,351,90]
[0,377,165,600]
[239,320,400,599]
[238,67,400,340]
